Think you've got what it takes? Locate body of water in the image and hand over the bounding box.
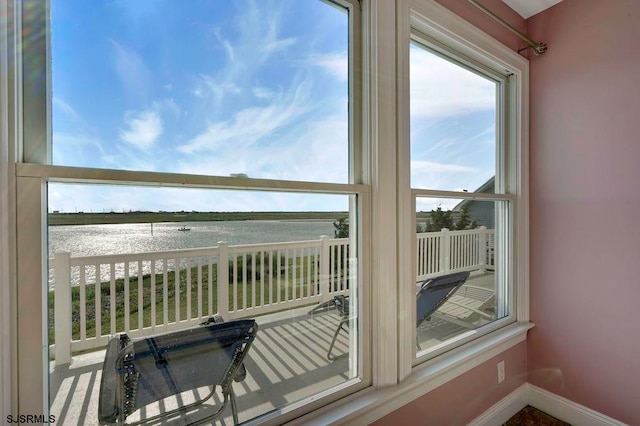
[48,220,336,258]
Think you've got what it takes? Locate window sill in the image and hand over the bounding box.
[287,321,534,426]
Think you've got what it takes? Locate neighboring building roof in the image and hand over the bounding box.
[453,176,495,211]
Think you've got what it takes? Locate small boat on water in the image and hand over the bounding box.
[178,225,191,231]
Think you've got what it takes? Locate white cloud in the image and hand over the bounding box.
[152,98,181,117]
[119,110,163,150]
[110,40,152,95]
[410,45,495,118]
[260,2,297,54]
[172,101,348,184]
[253,87,276,100]
[214,28,236,62]
[411,160,483,193]
[309,52,348,82]
[263,37,297,53]
[196,74,242,102]
[190,1,298,104]
[178,81,310,154]
[411,160,478,173]
[52,132,110,165]
[52,97,81,121]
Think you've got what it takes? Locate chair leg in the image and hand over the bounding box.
[327,319,349,361]
[230,386,239,425]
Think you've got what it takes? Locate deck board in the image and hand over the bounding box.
[50,272,496,425]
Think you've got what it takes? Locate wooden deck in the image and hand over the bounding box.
[49,271,495,425]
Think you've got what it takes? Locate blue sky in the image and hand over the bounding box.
[48,0,496,213]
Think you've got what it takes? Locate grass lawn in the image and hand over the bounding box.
[47,254,347,345]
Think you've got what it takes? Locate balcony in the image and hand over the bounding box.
[48,228,495,424]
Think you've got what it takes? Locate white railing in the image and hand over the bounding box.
[50,236,350,364]
[50,227,492,365]
[416,226,494,281]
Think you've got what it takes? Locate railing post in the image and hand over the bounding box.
[478,226,487,272]
[54,251,72,366]
[320,236,330,302]
[217,242,229,318]
[440,228,450,274]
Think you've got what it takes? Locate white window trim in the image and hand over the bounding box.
[0,0,22,419]
[0,0,18,419]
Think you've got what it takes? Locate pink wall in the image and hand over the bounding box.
[527,0,640,424]
[373,342,527,426]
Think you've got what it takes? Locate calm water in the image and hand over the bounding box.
[48,220,336,258]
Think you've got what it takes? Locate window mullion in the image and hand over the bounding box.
[396,0,414,382]
[366,0,399,387]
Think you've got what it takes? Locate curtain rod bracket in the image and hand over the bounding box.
[468,0,548,56]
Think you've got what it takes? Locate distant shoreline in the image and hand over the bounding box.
[48,211,348,226]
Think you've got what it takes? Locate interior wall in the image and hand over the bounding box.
[373,342,527,426]
[527,1,640,424]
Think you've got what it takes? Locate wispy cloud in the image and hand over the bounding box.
[309,52,348,82]
[264,37,297,53]
[52,132,107,165]
[253,86,277,100]
[120,110,163,149]
[178,80,310,154]
[411,160,484,192]
[110,40,152,96]
[195,74,242,102]
[410,44,495,118]
[259,1,297,55]
[411,160,479,173]
[152,98,181,117]
[53,97,81,121]
[214,28,236,62]
[193,0,298,104]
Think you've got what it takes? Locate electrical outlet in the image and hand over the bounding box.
[497,360,505,384]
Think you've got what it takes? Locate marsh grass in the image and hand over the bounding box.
[48,254,326,345]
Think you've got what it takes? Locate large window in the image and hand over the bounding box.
[394,0,529,385]
[5,0,530,423]
[17,0,368,424]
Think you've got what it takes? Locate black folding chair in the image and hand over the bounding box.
[308,295,350,360]
[98,319,258,425]
[309,271,471,359]
[416,271,470,349]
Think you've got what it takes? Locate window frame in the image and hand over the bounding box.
[395,0,530,381]
[407,36,516,364]
[9,0,374,423]
[1,0,532,423]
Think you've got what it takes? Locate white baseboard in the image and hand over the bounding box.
[470,383,627,426]
[527,384,627,426]
[467,383,528,426]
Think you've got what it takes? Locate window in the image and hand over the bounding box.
[5,0,530,423]
[395,0,529,384]
[14,0,369,424]
[409,41,513,360]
